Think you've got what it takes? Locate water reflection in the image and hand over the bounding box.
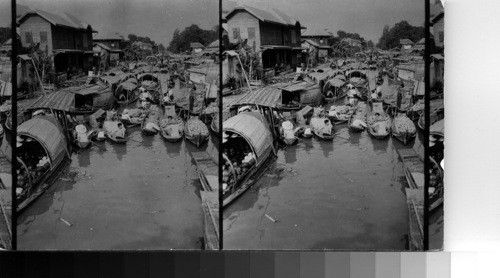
[224,117,424,249]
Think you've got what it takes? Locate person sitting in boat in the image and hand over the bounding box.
[282,121,295,141]
[322,119,333,135]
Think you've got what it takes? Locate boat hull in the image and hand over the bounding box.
[160,130,183,142]
[185,134,209,148]
[313,131,334,140]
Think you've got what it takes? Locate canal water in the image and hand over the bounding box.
[223,99,424,250]
[18,76,216,250]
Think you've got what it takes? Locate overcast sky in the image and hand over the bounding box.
[2,0,424,45]
[225,0,424,43]
[11,0,218,46]
[0,1,12,27]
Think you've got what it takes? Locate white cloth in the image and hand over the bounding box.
[145,122,160,131]
[76,131,89,143]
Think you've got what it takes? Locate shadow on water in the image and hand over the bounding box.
[109,141,127,161]
[75,148,91,168]
[319,139,334,158]
[18,164,80,234]
[348,130,362,146]
[283,145,297,164]
[163,139,182,156]
[371,136,390,153]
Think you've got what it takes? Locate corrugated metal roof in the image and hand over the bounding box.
[226,5,299,26]
[231,85,282,108]
[29,92,75,112]
[17,115,67,165]
[281,81,313,92]
[307,71,334,82]
[94,31,123,41]
[399,39,414,45]
[190,42,205,48]
[223,112,273,160]
[206,39,219,49]
[18,9,90,30]
[302,28,331,37]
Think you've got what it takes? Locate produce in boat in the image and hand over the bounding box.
[310,107,334,140]
[185,117,209,147]
[328,105,355,124]
[348,101,368,132]
[141,105,161,135]
[392,113,417,144]
[120,108,148,127]
[160,106,185,142]
[367,103,391,139]
[103,111,127,143]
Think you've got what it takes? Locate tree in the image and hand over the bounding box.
[128,34,138,42]
[376,21,424,50]
[167,24,218,53]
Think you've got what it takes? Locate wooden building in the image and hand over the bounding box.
[93,31,123,50]
[17,9,96,75]
[301,28,331,46]
[431,12,444,48]
[225,5,305,70]
[190,42,205,54]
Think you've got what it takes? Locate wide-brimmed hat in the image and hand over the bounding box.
[281,121,293,130]
[75,124,87,133]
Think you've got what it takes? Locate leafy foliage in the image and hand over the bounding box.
[167,24,218,53]
[376,21,424,50]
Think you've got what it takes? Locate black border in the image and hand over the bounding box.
[10,0,17,251]
[423,0,430,250]
[218,0,223,250]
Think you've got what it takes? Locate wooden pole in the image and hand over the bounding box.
[235,54,252,94]
[31,59,46,96]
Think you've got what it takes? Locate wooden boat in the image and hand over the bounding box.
[279,120,298,145]
[392,113,417,144]
[138,73,161,103]
[141,105,161,135]
[119,108,148,127]
[13,116,70,212]
[0,157,12,250]
[367,102,391,139]
[185,117,209,148]
[328,105,355,125]
[323,78,347,103]
[191,145,219,249]
[222,112,275,207]
[103,114,127,143]
[115,81,139,106]
[295,126,313,138]
[73,124,92,149]
[87,109,106,142]
[429,119,444,138]
[348,101,368,132]
[160,106,185,142]
[279,80,322,110]
[310,108,334,140]
[429,156,444,211]
[406,187,424,251]
[210,112,220,135]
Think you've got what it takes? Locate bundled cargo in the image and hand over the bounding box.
[392,113,417,144]
[185,117,209,147]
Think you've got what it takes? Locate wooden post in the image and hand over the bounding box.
[31,59,46,96]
